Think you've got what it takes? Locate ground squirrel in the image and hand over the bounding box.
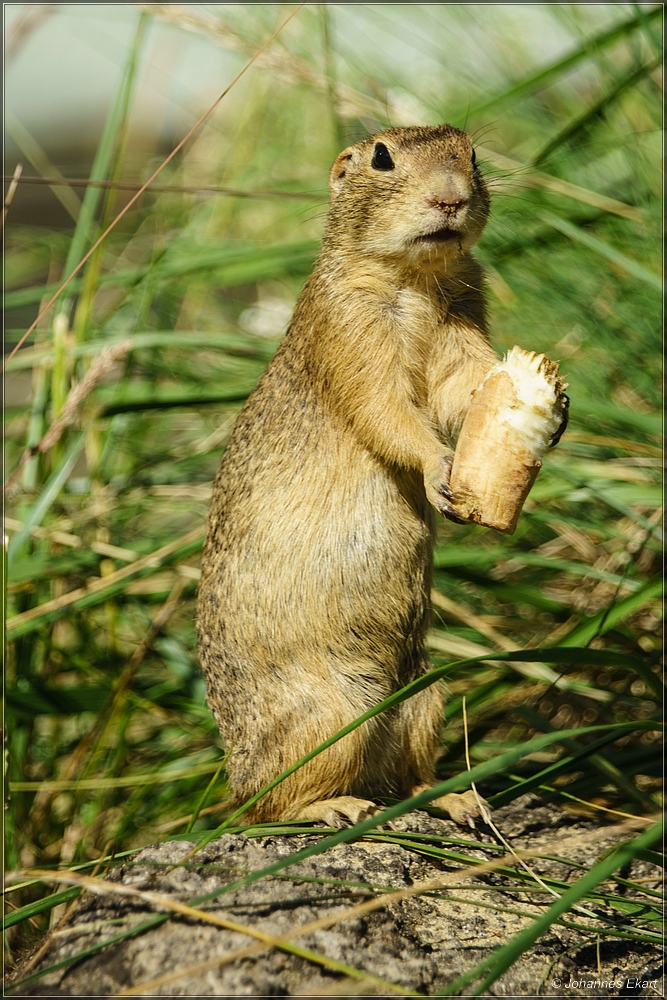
[198,124,500,828]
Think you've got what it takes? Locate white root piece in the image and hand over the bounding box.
[449,347,567,534]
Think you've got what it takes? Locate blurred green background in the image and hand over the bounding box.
[3,2,662,958]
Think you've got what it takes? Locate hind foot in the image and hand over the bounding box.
[413,786,491,828]
[296,795,380,828]
[432,790,491,828]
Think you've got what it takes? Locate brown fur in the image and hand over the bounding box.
[197,125,499,827]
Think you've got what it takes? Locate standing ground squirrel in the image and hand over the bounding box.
[198,124,501,828]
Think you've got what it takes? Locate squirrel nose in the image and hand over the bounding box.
[425,168,470,215]
[426,193,469,215]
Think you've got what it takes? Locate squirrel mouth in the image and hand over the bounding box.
[415,227,461,244]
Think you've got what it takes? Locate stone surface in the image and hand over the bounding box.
[9,797,663,997]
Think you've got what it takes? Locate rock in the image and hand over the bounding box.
[8,798,663,997]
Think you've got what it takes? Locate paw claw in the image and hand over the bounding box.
[550,392,570,448]
[298,796,380,828]
[430,790,492,827]
[425,452,468,524]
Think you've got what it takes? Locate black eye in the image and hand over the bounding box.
[371,143,394,171]
[471,148,477,167]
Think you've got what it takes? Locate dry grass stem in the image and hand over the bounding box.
[479,146,644,221]
[462,698,560,904]
[2,173,321,199]
[5,339,134,492]
[427,624,610,701]
[431,588,516,651]
[5,525,205,635]
[4,517,139,562]
[3,161,23,225]
[9,763,219,794]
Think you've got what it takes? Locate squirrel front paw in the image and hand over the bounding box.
[550,391,570,448]
[424,452,467,524]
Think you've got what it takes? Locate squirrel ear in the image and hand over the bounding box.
[329,148,354,197]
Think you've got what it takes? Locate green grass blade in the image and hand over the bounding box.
[185,762,226,835]
[464,6,662,120]
[558,577,662,646]
[517,708,656,811]
[569,396,661,437]
[4,331,277,370]
[7,431,85,567]
[487,727,643,808]
[532,55,662,167]
[3,888,81,930]
[4,239,319,310]
[188,720,660,892]
[96,382,256,417]
[540,212,662,291]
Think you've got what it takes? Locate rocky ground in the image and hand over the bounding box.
[8,796,664,997]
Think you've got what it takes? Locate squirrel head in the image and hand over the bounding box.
[327,125,489,273]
